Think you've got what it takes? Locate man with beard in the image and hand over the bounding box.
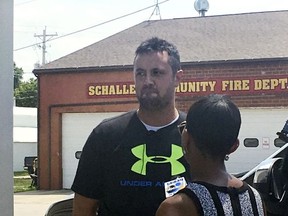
[72,37,190,216]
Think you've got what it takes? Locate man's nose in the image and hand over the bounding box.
[143,73,154,84]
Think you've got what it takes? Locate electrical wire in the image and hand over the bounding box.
[14,0,169,52]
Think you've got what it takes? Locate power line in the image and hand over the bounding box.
[14,0,169,52]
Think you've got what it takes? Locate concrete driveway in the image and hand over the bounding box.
[14,190,73,216]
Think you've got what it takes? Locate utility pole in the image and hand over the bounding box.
[34,26,57,66]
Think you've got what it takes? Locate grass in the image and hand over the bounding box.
[14,171,28,177]
[14,171,36,193]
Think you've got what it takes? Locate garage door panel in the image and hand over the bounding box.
[62,112,123,189]
[226,108,288,174]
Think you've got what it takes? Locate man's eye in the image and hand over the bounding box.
[136,71,145,76]
[152,70,162,76]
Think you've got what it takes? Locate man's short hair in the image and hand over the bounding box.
[134,37,181,75]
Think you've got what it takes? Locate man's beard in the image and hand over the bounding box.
[137,87,174,111]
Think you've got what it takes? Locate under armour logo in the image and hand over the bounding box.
[131,144,186,175]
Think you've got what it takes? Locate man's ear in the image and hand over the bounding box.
[174,70,183,87]
[228,139,239,154]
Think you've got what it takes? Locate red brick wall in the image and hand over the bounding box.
[177,60,288,111]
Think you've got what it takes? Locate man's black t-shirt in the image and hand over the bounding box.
[72,110,190,216]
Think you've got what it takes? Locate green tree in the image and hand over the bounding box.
[14,63,24,90]
[14,78,38,107]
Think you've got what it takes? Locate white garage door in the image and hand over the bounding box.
[62,109,287,187]
[226,108,288,174]
[62,112,123,189]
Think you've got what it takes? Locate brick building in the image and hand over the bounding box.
[34,10,288,189]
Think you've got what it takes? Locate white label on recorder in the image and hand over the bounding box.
[164,177,187,198]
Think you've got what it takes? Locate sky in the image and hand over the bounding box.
[14,0,288,80]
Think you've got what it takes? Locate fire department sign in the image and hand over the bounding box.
[87,75,288,98]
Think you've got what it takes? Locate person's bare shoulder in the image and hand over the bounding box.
[156,193,198,216]
[73,193,100,216]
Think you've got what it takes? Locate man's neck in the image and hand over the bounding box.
[137,106,179,126]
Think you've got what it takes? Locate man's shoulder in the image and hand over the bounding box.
[94,110,138,133]
[88,110,139,146]
[101,110,137,125]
